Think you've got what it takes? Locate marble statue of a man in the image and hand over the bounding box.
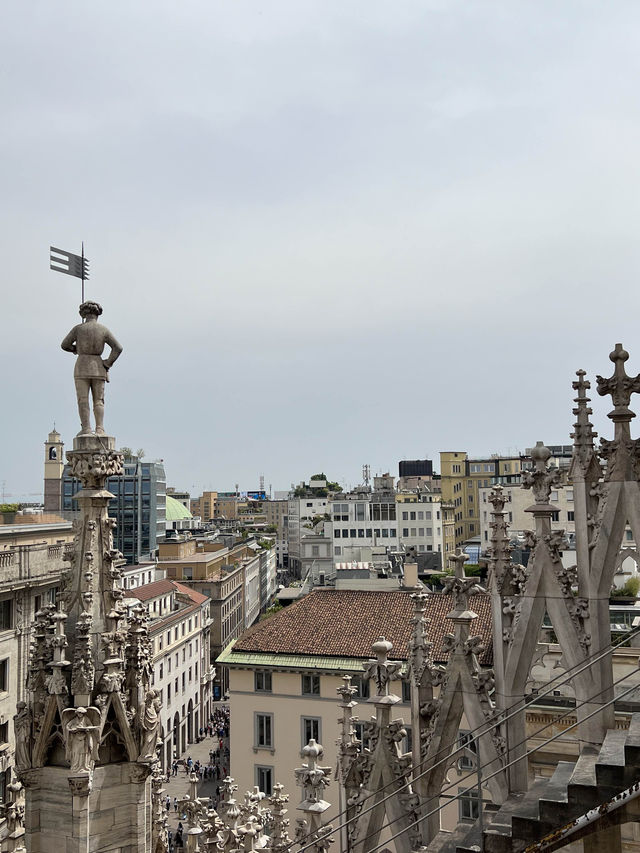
[61,301,123,436]
[64,707,101,773]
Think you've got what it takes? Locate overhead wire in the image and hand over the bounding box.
[362,673,640,853]
[289,625,640,853]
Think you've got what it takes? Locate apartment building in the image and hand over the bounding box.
[127,579,215,769]
[440,451,524,547]
[0,519,72,830]
[326,484,450,568]
[263,499,288,567]
[159,536,276,695]
[287,494,330,577]
[190,491,218,522]
[218,588,492,829]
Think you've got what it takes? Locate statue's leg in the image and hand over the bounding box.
[75,378,92,435]
[92,380,106,435]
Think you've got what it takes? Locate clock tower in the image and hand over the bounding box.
[43,427,64,512]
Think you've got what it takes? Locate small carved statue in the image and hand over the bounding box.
[61,301,123,436]
[62,706,101,773]
[13,701,32,770]
[139,689,161,761]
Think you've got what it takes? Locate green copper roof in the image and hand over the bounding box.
[166,494,193,521]
[216,642,408,675]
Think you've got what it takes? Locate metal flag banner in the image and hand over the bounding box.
[50,244,90,300]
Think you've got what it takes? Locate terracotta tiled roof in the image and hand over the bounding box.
[173,581,209,605]
[233,589,493,664]
[128,579,209,606]
[128,579,175,601]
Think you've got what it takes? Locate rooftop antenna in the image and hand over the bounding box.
[50,243,90,304]
[362,463,371,487]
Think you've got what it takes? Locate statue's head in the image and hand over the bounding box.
[79,301,103,319]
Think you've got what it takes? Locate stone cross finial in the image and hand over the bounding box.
[449,548,469,579]
[596,343,640,423]
[443,549,483,618]
[363,637,403,699]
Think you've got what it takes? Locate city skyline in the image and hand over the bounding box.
[2,1,640,500]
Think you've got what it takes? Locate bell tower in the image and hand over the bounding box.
[44,428,64,513]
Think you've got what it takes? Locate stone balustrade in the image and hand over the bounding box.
[0,542,67,591]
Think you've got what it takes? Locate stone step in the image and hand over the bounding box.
[567,750,599,808]
[595,729,628,789]
[483,779,548,853]
[511,763,574,845]
[537,761,575,825]
[624,713,640,766]
[428,822,474,853]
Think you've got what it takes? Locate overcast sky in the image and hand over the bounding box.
[2,1,640,500]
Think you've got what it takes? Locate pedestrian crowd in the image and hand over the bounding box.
[165,706,230,851]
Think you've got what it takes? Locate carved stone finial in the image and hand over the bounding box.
[596,343,640,424]
[571,370,598,451]
[522,442,561,510]
[295,740,332,807]
[448,548,469,580]
[363,637,403,701]
[443,549,483,619]
[487,484,508,514]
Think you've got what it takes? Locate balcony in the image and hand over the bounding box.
[0,543,69,591]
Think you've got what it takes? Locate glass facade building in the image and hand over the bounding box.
[62,457,166,565]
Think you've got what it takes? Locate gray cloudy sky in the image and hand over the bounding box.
[2,1,640,500]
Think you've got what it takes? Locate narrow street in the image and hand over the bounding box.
[160,705,230,840]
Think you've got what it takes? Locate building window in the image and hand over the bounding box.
[255,713,274,748]
[568,511,575,522]
[301,674,320,696]
[0,723,7,746]
[401,680,411,703]
[403,528,409,537]
[0,660,7,693]
[302,717,321,747]
[459,788,479,821]
[458,731,477,770]
[352,674,370,699]
[255,671,272,693]
[0,601,13,632]
[255,765,273,796]
[353,722,371,750]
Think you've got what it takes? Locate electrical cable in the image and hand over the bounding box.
[348,672,640,853]
[287,622,640,852]
[291,636,640,853]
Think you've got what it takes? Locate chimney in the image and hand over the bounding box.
[403,562,418,588]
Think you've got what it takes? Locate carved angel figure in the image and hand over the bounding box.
[62,706,101,773]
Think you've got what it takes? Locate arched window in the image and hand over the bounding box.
[49,447,57,460]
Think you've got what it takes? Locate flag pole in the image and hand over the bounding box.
[81,241,85,303]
